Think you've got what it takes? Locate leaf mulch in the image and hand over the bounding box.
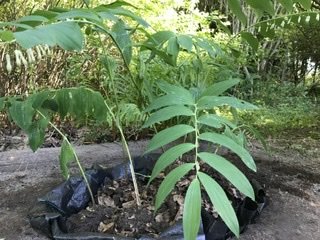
[67,157,246,238]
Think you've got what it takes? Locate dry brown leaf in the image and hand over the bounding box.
[113,180,119,188]
[173,194,184,206]
[155,213,164,222]
[176,178,190,187]
[122,200,135,208]
[98,195,116,207]
[155,212,170,223]
[147,205,155,211]
[98,222,114,232]
[173,194,184,221]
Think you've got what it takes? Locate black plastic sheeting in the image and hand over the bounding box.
[28,154,267,240]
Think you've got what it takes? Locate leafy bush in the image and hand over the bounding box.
[250,81,309,106]
[240,103,320,137]
[238,80,320,137]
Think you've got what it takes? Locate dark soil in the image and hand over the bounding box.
[67,157,252,239]
[67,177,180,238]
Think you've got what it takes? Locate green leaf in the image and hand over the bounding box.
[100,55,117,81]
[29,90,54,109]
[148,143,195,184]
[143,31,176,47]
[8,100,35,131]
[240,32,259,52]
[27,118,49,152]
[167,37,179,56]
[84,0,91,6]
[0,22,33,30]
[200,79,240,98]
[94,4,148,26]
[14,22,84,51]
[141,31,178,65]
[107,7,149,27]
[145,94,194,112]
[229,47,241,58]
[228,0,247,25]
[223,126,245,146]
[277,0,293,12]
[32,10,59,20]
[199,132,256,171]
[56,9,101,22]
[157,81,195,101]
[243,124,269,152]
[53,88,108,121]
[155,163,194,211]
[198,172,239,238]
[295,0,312,9]
[166,36,179,65]
[0,30,14,41]
[194,37,221,58]
[197,96,258,110]
[71,88,101,119]
[177,34,193,52]
[183,179,201,240]
[68,89,90,118]
[257,22,275,38]
[48,7,69,13]
[198,152,255,200]
[54,89,72,118]
[96,11,119,21]
[245,0,275,16]
[59,138,75,179]
[103,0,137,9]
[17,15,49,23]
[198,114,237,129]
[213,18,231,35]
[145,124,194,153]
[90,90,108,122]
[41,99,59,112]
[154,48,178,66]
[111,20,132,66]
[143,105,193,128]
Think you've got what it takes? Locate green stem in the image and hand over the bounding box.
[96,27,141,206]
[194,104,200,174]
[73,19,142,98]
[97,32,120,107]
[36,110,95,205]
[104,102,141,206]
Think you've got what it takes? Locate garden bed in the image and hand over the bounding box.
[0,137,320,239]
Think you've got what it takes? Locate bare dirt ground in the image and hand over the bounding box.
[0,135,319,240]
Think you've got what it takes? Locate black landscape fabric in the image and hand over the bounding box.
[28,154,266,240]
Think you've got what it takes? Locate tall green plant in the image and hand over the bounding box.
[0,1,149,205]
[144,79,258,239]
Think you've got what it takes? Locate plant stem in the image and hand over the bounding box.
[36,110,95,205]
[194,104,200,174]
[87,21,141,205]
[73,19,142,98]
[96,31,141,206]
[104,102,141,206]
